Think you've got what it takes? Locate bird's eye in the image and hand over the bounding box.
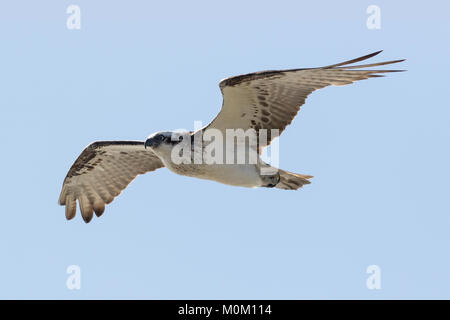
[178,135,183,142]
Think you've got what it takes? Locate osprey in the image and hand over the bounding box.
[59,51,404,223]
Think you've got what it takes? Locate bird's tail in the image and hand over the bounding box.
[275,169,313,190]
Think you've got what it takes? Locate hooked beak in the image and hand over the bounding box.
[144,138,155,149]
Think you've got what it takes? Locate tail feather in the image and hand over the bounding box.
[276,169,313,190]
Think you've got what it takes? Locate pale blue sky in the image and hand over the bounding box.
[0,0,449,299]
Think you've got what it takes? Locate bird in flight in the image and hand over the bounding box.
[59,51,404,223]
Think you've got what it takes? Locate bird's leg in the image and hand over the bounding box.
[260,171,280,188]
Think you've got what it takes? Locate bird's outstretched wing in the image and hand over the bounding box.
[206,51,405,146]
[58,141,164,223]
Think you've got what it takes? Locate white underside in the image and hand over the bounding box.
[164,161,263,188]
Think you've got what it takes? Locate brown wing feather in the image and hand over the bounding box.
[58,141,164,223]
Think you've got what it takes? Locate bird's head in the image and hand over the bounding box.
[144,131,189,158]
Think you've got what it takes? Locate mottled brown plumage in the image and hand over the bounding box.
[209,50,404,145]
[59,141,163,222]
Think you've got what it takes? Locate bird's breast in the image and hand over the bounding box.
[165,162,262,188]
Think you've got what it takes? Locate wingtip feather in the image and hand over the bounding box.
[65,197,77,220]
[323,50,384,69]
